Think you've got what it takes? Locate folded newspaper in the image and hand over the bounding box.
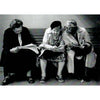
[38,48,64,58]
[38,44,65,58]
[20,44,39,54]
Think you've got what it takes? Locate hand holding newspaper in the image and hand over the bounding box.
[10,43,39,54]
[38,44,65,58]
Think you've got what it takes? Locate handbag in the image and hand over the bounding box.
[85,51,97,68]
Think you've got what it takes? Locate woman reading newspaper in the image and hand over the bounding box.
[1,19,39,85]
[39,21,65,83]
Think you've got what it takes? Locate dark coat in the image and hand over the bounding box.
[1,27,36,67]
[3,27,35,51]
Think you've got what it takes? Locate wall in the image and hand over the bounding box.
[0,15,100,60]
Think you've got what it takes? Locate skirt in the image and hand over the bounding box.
[39,49,65,62]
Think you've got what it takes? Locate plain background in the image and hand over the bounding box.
[0,0,100,100]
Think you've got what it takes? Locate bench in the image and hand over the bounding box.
[29,28,46,46]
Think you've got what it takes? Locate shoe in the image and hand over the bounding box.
[56,75,64,83]
[40,76,46,83]
[27,77,35,84]
[81,78,90,83]
[1,76,11,85]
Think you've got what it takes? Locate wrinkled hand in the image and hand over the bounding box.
[48,46,58,51]
[10,46,20,53]
[52,46,62,52]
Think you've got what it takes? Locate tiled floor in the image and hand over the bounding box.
[0,67,100,86]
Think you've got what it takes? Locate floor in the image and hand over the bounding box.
[0,67,100,86]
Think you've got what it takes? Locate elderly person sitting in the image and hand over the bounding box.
[63,19,97,81]
[1,19,38,85]
[39,21,65,83]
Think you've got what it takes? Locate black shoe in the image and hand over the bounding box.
[83,77,91,82]
[27,77,35,84]
[40,76,46,83]
[56,75,64,83]
[2,76,11,85]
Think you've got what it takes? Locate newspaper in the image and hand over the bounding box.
[19,44,39,54]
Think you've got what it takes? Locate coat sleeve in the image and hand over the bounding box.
[3,29,12,52]
[40,28,54,49]
[57,38,65,52]
[62,31,70,45]
[42,29,49,44]
[1,29,12,66]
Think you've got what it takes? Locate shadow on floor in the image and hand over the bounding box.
[0,67,100,86]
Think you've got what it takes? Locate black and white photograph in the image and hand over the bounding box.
[0,0,100,100]
[0,15,100,85]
